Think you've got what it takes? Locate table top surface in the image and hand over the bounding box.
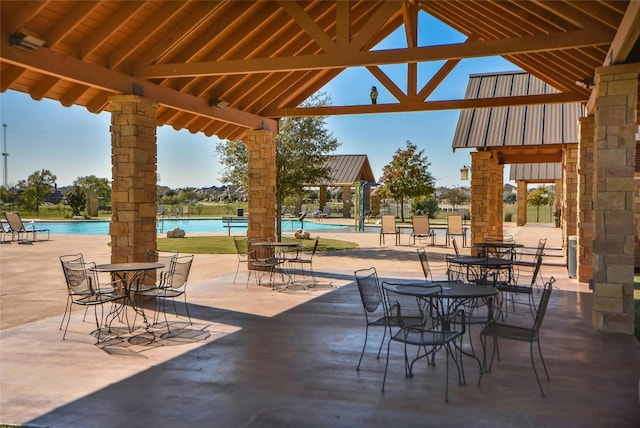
[252,241,300,247]
[383,281,498,299]
[93,262,164,272]
[447,256,514,267]
[472,242,524,248]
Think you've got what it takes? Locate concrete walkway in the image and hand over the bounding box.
[1,221,639,426]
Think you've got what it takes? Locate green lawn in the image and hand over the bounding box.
[157,236,358,254]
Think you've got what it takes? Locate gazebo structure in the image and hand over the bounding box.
[1,1,638,334]
[316,154,376,218]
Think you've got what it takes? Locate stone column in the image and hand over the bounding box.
[109,95,158,263]
[470,151,503,255]
[245,130,276,243]
[342,185,351,217]
[592,63,639,334]
[562,145,579,253]
[516,180,527,226]
[578,116,595,283]
[319,185,327,210]
[554,179,562,226]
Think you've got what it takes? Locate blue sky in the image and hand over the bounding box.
[0,13,519,189]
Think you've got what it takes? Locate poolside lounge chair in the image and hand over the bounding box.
[3,211,50,242]
[379,215,399,245]
[410,216,435,246]
[446,215,466,247]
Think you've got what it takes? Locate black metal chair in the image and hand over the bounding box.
[137,254,194,331]
[497,254,543,318]
[59,254,126,343]
[354,267,423,371]
[479,277,554,397]
[417,247,432,282]
[381,282,466,402]
[288,237,319,286]
[233,237,249,283]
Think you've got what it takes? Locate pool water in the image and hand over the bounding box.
[30,218,349,235]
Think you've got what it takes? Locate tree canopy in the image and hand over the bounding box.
[216,92,339,239]
[440,188,469,211]
[73,175,111,208]
[16,169,57,215]
[379,141,435,222]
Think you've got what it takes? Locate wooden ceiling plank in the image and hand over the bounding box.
[0,65,26,92]
[45,1,100,48]
[31,75,60,100]
[85,92,110,114]
[278,0,336,52]
[107,1,187,69]
[1,36,276,133]
[79,2,146,59]
[532,0,617,32]
[60,84,89,107]
[350,1,401,51]
[137,28,612,78]
[2,0,49,35]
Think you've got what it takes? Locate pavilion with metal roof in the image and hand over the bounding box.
[1,1,639,333]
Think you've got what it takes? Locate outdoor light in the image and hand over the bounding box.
[370,86,378,104]
[575,77,595,89]
[209,99,229,109]
[460,165,470,181]
[9,32,45,51]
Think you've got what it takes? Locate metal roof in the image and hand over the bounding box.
[452,72,583,150]
[317,155,376,187]
[509,163,562,182]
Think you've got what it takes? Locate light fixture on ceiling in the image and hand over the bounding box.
[370,86,378,105]
[9,32,45,51]
[209,99,230,109]
[460,165,470,181]
[575,77,595,89]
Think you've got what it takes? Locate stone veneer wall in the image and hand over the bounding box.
[578,116,595,283]
[516,180,527,226]
[636,172,640,270]
[592,63,639,334]
[108,95,158,263]
[470,151,503,255]
[562,144,579,255]
[245,130,276,243]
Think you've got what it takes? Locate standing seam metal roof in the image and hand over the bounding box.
[452,72,583,150]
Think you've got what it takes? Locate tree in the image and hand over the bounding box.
[440,188,469,212]
[216,92,339,240]
[16,169,57,216]
[528,185,552,223]
[378,141,435,222]
[411,195,439,218]
[65,185,87,216]
[73,175,111,209]
[215,140,248,189]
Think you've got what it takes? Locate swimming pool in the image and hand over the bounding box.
[29,218,350,235]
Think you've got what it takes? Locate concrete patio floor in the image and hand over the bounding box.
[1,222,639,427]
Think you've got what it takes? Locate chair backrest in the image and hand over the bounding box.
[167,254,194,290]
[60,254,95,295]
[534,277,554,330]
[412,216,430,235]
[146,250,178,286]
[535,238,547,258]
[447,215,463,234]
[3,211,25,232]
[234,236,249,256]
[417,247,432,281]
[354,267,383,313]
[530,254,544,287]
[182,205,189,215]
[322,206,331,216]
[309,237,320,257]
[381,215,397,233]
[452,237,460,257]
